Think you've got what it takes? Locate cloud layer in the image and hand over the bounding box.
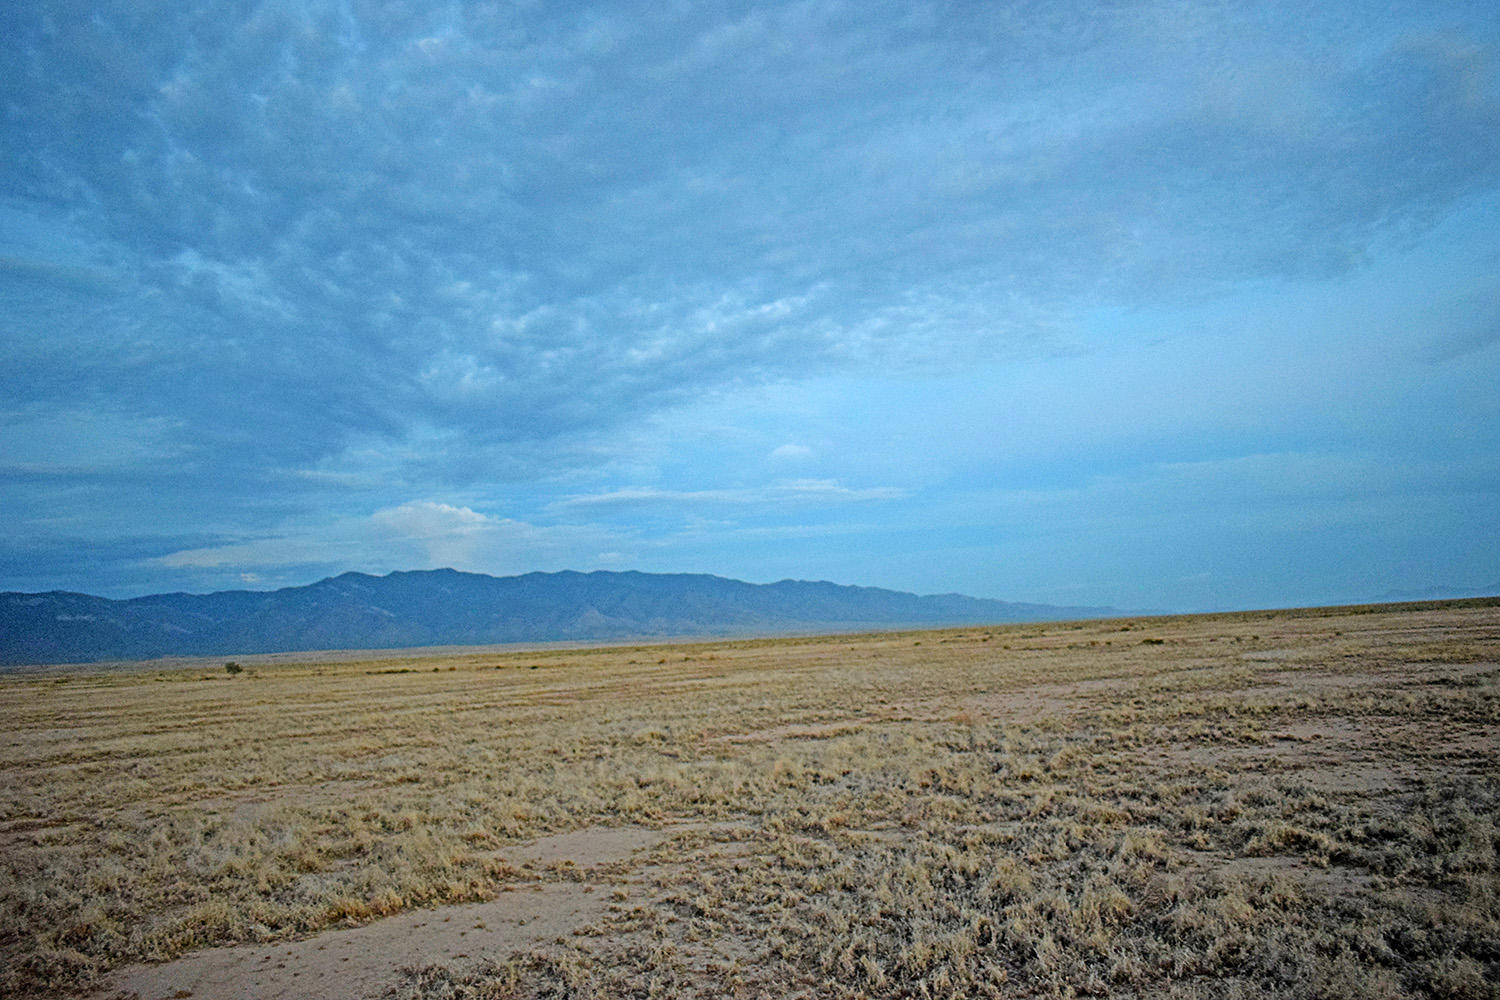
[2,1,1497,608]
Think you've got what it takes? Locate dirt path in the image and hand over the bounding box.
[96,826,671,1000]
[102,883,600,1000]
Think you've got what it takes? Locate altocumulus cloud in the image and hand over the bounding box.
[157,502,618,581]
[1,0,1498,605]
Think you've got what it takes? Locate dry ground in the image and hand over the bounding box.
[2,601,1497,998]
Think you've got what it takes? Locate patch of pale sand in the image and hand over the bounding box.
[97,825,673,1000]
[504,824,674,868]
[101,884,600,1000]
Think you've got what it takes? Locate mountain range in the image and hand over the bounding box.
[0,569,1122,666]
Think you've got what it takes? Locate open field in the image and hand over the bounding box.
[2,601,1498,998]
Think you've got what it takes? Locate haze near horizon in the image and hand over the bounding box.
[3,1,1498,612]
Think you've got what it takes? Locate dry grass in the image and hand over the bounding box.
[2,601,1498,998]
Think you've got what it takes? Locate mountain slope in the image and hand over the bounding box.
[0,569,1120,666]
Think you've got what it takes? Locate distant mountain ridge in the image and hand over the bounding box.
[0,569,1121,666]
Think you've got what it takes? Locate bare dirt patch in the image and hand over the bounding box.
[96,825,679,1000]
[101,883,601,1000]
[502,825,669,869]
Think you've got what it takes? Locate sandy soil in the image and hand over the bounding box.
[97,826,672,1000]
[101,884,599,1000]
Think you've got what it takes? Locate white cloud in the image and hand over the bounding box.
[368,501,496,538]
[368,501,511,568]
[554,479,906,511]
[770,443,814,461]
[152,500,633,580]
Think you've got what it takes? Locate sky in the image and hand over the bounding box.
[2,0,1498,613]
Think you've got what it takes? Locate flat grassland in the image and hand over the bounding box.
[2,602,1497,998]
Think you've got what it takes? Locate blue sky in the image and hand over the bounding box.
[2,1,1497,611]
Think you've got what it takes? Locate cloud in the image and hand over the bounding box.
[554,480,906,511]
[1,1,1497,603]
[367,501,520,570]
[151,500,629,584]
[770,443,814,461]
[368,501,496,539]
[154,537,340,570]
[6,3,1495,476]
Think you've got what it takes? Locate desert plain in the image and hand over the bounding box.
[2,600,1497,998]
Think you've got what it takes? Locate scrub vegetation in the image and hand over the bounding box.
[2,600,1497,998]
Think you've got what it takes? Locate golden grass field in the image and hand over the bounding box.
[2,600,1498,998]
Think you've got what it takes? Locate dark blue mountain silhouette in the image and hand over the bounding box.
[0,568,1121,666]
